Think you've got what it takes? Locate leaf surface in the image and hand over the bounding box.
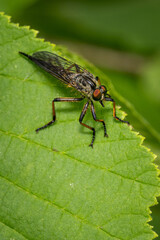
[0,13,160,240]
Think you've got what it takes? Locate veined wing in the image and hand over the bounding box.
[22,51,88,84]
[20,51,97,95]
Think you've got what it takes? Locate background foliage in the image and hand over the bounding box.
[0,0,160,238]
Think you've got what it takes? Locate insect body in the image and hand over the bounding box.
[19,51,129,147]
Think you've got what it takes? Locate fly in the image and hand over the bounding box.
[19,51,129,147]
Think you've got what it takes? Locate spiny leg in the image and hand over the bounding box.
[79,102,95,148]
[105,97,129,125]
[36,97,84,132]
[90,101,108,137]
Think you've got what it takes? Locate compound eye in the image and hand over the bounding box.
[100,85,107,94]
[93,89,102,101]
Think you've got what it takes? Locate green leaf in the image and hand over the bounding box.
[0,13,160,240]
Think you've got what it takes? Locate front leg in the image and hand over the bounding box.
[66,64,81,73]
[105,97,129,125]
[36,97,84,132]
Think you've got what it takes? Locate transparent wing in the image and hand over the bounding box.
[31,51,85,84]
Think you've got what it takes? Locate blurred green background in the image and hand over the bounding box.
[1,0,160,236]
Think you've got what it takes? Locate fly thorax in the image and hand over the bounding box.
[75,74,92,94]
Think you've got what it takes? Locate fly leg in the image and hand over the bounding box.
[66,64,81,73]
[105,97,129,125]
[91,101,108,137]
[79,102,95,148]
[36,97,84,132]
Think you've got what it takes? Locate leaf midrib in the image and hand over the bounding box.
[0,129,158,187]
[0,175,123,240]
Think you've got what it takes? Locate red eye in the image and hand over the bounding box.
[93,89,102,101]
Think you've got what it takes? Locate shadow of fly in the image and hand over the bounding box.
[19,51,129,148]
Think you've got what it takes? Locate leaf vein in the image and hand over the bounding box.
[0,218,29,240]
[0,129,158,187]
[0,32,30,48]
[0,174,122,240]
